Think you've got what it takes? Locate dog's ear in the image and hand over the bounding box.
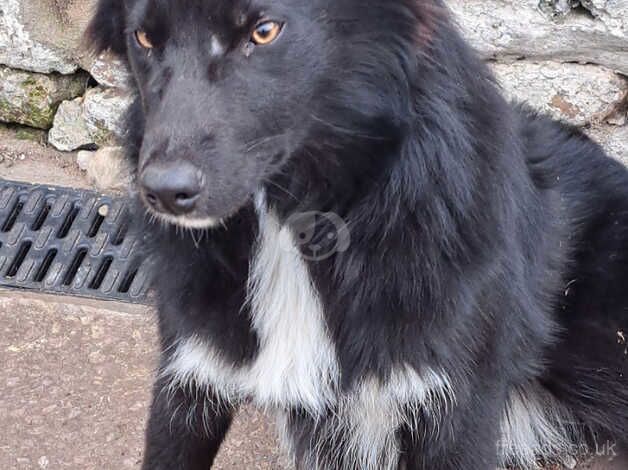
[85,0,127,56]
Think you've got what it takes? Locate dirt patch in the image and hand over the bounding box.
[0,125,90,188]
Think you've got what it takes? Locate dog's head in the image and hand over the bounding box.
[88,0,435,228]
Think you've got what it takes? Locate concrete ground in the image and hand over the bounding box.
[1,128,627,469]
[0,290,288,470]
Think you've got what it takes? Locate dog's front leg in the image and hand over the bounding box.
[399,381,505,470]
[141,372,235,470]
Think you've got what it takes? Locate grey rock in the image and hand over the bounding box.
[48,86,134,151]
[87,52,132,88]
[0,0,95,74]
[588,125,628,165]
[450,0,628,75]
[0,65,87,129]
[538,0,575,17]
[492,61,627,126]
[537,0,622,19]
[48,98,92,151]
[76,149,94,171]
[82,87,134,146]
[2,0,626,76]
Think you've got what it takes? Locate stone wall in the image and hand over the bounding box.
[0,0,626,165]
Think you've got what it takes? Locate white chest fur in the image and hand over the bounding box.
[162,199,458,468]
[159,200,571,470]
[164,201,340,415]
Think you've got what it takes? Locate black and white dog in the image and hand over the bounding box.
[87,0,628,468]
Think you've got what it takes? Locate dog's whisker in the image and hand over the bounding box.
[190,228,202,248]
[244,133,286,153]
[309,113,388,141]
[263,178,301,203]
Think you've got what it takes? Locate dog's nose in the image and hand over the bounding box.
[141,162,202,215]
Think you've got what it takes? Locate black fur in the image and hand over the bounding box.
[87,0,628,468]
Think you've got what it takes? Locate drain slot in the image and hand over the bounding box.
[87,212,106,238]
[63,248,88,286]
[0,179,150,304]
[34,249,58,282]
[6,241,32,278]
[31,202,51,231]
[118,258,140,293]
[112,219,128,246]
[89,256,113,290]
[2,198,24,232]
[57,204,80,239]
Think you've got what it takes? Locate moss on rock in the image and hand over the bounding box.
[0,65,88,129]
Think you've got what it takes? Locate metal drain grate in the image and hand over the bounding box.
[0,179,150,304]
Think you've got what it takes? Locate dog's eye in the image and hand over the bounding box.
[251,21,283,45]
[135,30,154,49]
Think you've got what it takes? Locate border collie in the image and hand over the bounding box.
[87,0,628,468]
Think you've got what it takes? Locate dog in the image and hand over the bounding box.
[87,0,628,468]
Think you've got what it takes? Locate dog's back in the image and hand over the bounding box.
[522,107,628,446]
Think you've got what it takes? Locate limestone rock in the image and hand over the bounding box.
[450,0,628,75]
[88,52,132,88]
[3,0,627,76]
[0,0,96,74]
[76,149,94,171]
[492,61,628,126]
[82,87,134,146]
[588,125,628,166]
[538,0,575,17]
[48,98,92,151]
[48,86,134,151]
[0,65,87,129]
